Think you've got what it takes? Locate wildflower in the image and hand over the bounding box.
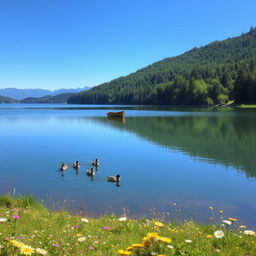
[172,203,177,206]
[126,246,133,251]
[131,243,144,248]
[214,230,224,239]
[12,215,20,220]
[156,236,172,243]
[219,210,224,214]
[76,233,82,237]
[209,206,213,211]
[222,220,232,225]
[118,217,127,222]
[9,239,25,248]
[185,239,192,243]
[118,250,131,255]
[81,218,89,223]
[244,230,255,236]
[228,218,238,222]
[167,245,174,249]
[88,246,94,250]
[146,232,158,238]
[206,235,213,239]
[239,225,246,229]
[20,245,34,255]
[0,218,7,222]
[53,242,60,247]
[78,237,86,242]
[154,221,164,227]
[36,248,48,255]
[103,226,111,230]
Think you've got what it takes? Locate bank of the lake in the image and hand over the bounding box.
[0,195,256,256]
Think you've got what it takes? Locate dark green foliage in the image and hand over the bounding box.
[21,93,74,103]
[68,27,256,105]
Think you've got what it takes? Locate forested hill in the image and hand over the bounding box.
[0,95,18,103]
[68,27,256,105]
[21,93,74,103]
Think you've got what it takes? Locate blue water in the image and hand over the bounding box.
[0,104,256,227]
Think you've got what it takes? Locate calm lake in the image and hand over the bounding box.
[1,104,256,226]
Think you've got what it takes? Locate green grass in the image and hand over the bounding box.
[237,104,256,108]
[0,195,255,255]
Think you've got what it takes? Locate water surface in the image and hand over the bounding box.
[0,104,256,226]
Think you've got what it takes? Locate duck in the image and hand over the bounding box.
[107,174,121,182]
[92,158,99,167]
[72,161,80,169]
[60,163,68,171]
[87,168,95,176]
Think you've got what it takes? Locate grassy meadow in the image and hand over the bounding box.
[0,195,255,256]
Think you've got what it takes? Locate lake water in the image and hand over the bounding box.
[1,104,256,227]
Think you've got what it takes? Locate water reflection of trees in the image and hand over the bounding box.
[93,114,256,178]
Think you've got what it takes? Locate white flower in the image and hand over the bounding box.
[81,218,89,223]
[185,239,192,243]
[167,245,174,249]
[78,237,86,242]
[214,230,224,238]
[244,230,255,236]
[151,252,157,255]
[118,216,127,222]
[222,220,232,225]
[0,218,7,222]
[0,245,4,249]
[36,248,48,255]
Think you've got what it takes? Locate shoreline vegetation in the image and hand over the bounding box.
[0,195,255,255]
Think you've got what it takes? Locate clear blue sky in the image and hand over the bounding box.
[0,0,255,90]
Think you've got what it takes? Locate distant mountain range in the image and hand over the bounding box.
[0,87,89,100]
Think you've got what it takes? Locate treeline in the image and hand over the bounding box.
[68,27,256,105]
[20,93,74,104]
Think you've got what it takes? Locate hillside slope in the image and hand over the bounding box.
[68,27,256,105]
[0,95,18,103]
[21,93,74,104]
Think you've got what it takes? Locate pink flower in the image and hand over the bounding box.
[103,226,111,230]
[53,242,60,247]
[12,215,20,220]
[88,246,94,250]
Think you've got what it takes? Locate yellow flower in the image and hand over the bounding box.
[156,236,172,243]
[157,255,166,256]
[228,218,238,222]
[146,232,158,238]
[206,235,213,239]
[126,246,133,251]
[219,210,224,214]
[209,206,213,211]
[131,243,144,248]
[20,245,34,255]
[118,250,131,255]
[239,225,247,229]
[9,240,25,248]
[76,233,82,237]
[154,221,164,227]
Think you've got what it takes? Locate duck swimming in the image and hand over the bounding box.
[107,174,121,182]
[60,163,68,171]
[92,158,99,167]
[87,168,95,176]
[73,161,80,169]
